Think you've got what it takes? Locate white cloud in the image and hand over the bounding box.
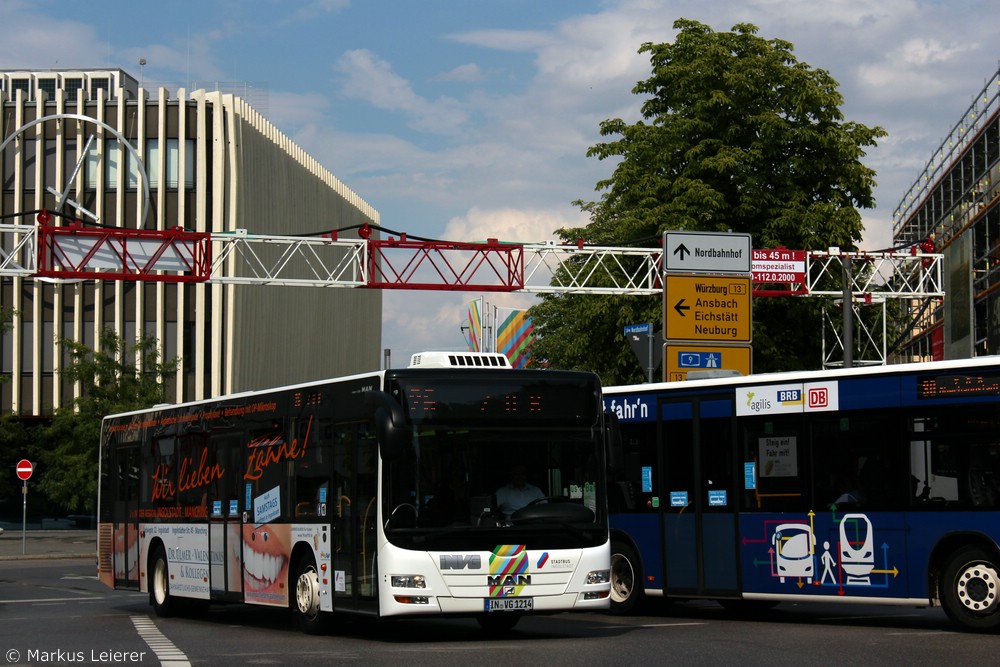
[335,49,468,135]
[447,29,555,52]
[379,206,586,362]
[442,206,586,243]
[435,63,483,83]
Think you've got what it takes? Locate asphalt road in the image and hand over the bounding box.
[4,556,1000,667]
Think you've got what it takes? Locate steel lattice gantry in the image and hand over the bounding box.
[1,220,944,366]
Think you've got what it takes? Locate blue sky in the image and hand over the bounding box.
[2,0,997,365]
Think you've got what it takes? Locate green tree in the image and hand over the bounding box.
[0,413,32,520]
[31,328,178,513]
[529,19,886,383]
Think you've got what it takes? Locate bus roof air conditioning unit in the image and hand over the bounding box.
[408,351,511,369]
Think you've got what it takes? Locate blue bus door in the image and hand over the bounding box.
[659,395,740,597]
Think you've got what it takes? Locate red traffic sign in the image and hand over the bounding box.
[16,459,33,481]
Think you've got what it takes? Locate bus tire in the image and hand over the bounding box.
[149,545,175,617]
[292,557,329,635]
[610,540,643,615]
[941,545,1000,632]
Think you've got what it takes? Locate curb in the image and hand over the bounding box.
[0,552,94,561]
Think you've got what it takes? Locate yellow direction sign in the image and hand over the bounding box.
[664,274,751,342]
[663,343,752,381]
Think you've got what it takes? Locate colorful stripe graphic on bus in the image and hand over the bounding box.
[742,512,900,595]
[488,544,529,597]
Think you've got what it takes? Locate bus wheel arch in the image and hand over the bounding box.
[610,533,644,615]
[938,541,1000,632]
[290,546,330,634]
[148,540,175,617]
[928,534,997,603]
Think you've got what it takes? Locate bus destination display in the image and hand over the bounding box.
[916,372,1000,399]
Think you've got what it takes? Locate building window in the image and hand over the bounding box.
[147,139,195,189]
[41,320,55,373]
[64,78,83,104]
[38,78,56,101]
[87,141,142,190]
[3,139,37,191]
[91,77,110,100]
[42,139,78,193]
[1,322,11,375]
[10,78,30,99]
[19,321,33,370]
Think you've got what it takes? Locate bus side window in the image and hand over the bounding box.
[293,416,331,518]
[908,410,997,508]
[745,417,805,511]
[609,422,655,513]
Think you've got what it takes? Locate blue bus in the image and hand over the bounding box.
[603,357,1000,632]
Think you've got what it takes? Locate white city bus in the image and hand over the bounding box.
[97,352,612,633]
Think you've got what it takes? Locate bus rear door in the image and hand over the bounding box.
[208,435,244,599]
[111,443,141,590]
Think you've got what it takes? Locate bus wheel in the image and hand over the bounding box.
[292,559,329,635]
[610,541,643,615]
[941,546,1000,632]
[149,545,174,617]
[476,613,520,634]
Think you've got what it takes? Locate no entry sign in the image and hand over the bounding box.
[16,459,32,481]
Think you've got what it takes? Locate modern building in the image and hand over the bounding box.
[0,69,382,418]
[891,65,1000,362]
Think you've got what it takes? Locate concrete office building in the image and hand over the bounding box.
[0,69,382,418]
[891,65,1000,362]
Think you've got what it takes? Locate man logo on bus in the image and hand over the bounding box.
[808,388,829,408]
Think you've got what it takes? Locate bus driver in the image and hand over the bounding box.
[496,464,545,519]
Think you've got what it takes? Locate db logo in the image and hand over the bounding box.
[808,388,828,408]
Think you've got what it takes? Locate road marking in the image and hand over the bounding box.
[0,596,104,604]
[131,615,191,667]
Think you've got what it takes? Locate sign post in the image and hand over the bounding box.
[16,459,32,555]
[624,323,663,383]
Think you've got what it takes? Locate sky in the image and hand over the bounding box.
[1,0,997,367]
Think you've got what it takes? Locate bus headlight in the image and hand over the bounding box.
[390,574,427,589]
[586,569,610,585]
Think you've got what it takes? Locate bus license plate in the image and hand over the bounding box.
[484,597,533,612]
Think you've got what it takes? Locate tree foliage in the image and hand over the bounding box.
[529,19,886,383]
[30,328,178,513]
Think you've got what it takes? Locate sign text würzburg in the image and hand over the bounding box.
[665,274,752,343]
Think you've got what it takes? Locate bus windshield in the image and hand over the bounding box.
[382,425,606,551]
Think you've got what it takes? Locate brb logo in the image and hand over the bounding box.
[808,387,828,408]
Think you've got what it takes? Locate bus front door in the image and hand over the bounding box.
[660,396,739,598]
[332,423,379,614]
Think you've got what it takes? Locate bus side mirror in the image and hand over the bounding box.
[364,390,410,462]
[605,410,624,474]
